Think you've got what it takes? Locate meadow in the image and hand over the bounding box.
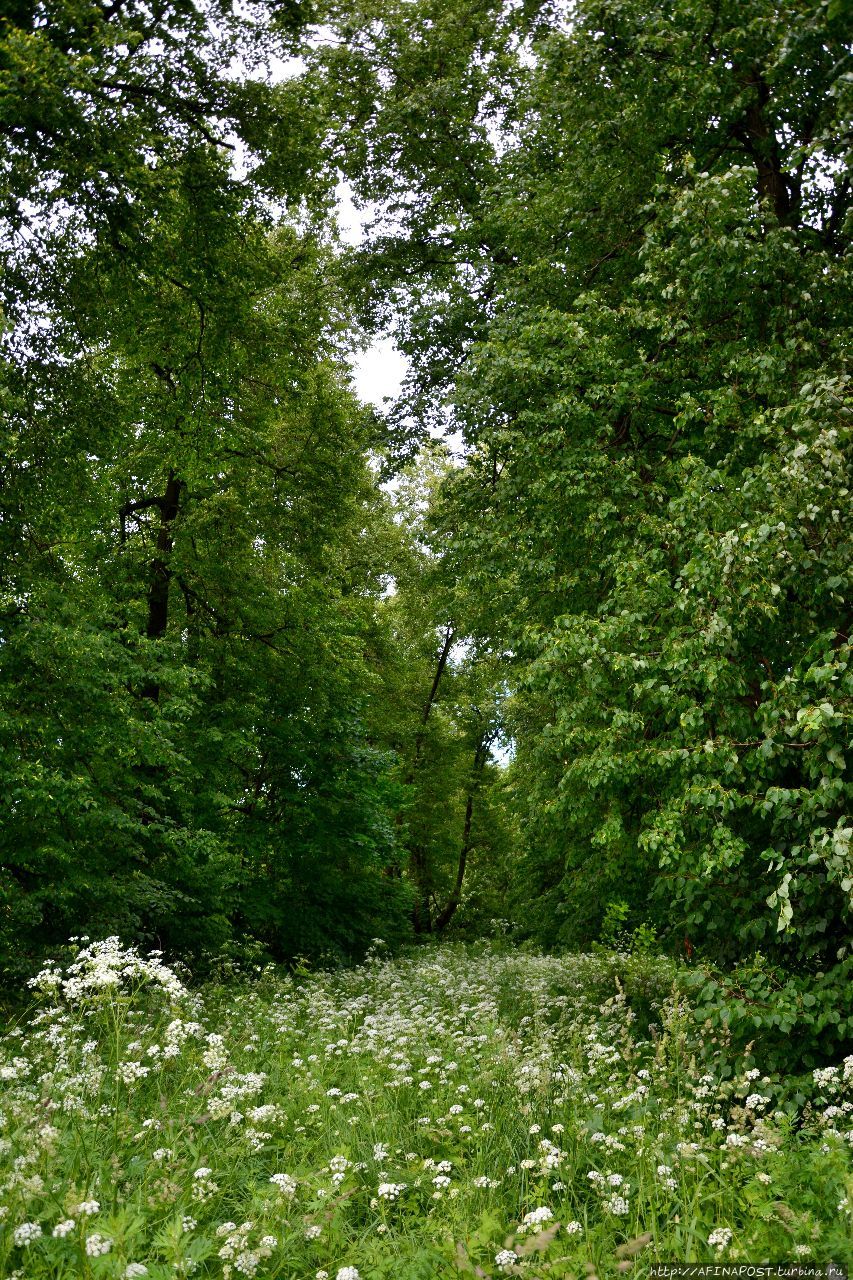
[0,939,850,1279]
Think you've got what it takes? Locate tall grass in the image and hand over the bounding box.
[0,938,850,1278]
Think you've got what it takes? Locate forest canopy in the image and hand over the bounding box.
[0,0,850,1067]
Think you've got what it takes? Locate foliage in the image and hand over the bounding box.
[0,939,850,1278]
[680,954,853,1076]
[313,0,852,982]
[369,447,514,935]
[0,0,414,976]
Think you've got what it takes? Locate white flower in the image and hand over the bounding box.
[335,1268,360,1280]
[85,1233,112,1257]
[304,1224,322,1240]
[519,1206,554,1233]
[124,1266,149,1279]
[73,1200,100,1216]
[495,1249,519,1268]
[604,1194,630,1216]
[52,1219,76,1238]
[13,1222,43,1246]
[270,1172,297,1197]
[708,1227,732,1250]
[565,1221,582,1234]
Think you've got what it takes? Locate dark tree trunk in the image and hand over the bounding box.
[408,623,455,933]
[141,468,181,702]
[736,66,794,224]
[434,734,490,933]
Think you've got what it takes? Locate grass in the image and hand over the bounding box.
[0,937,850,1279]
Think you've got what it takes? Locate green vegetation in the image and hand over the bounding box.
[0,940,850,1279]
[0,0,850,1265]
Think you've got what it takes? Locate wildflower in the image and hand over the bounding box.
[270,1172,297,1197]
[85,1233,112,1256]
[74,1199,100,1216]
[495,1249,519,1268]
[124,1267,149,1278]
[377,1182,406,1200]
[708,1227,732,1250]
[604,1195,630,1216]
[519,1206,554,1233]
[13,1222,43,1246]
[335,1268,360,1280]
[53,1219,76,1238]
[304,1225,322,1240]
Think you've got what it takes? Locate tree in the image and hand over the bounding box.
[367,447,511,934]
[315,0,852,1022]
[0,0,412,976]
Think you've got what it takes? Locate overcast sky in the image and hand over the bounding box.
[351,336,408,407]
[334,181,410,409]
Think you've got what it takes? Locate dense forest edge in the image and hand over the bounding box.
[0,0,851,1089]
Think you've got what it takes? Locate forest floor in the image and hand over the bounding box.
[0,939,851,1280]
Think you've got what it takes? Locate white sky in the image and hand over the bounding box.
[351,336,408,407]
[335,180,410,408]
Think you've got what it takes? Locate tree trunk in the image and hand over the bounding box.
[408,623,455,932]
[737,66,793,224]
[141,468,181,702]
[433,734,489,933]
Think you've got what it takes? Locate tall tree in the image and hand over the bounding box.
[367,448,511,934]
[0,0,412,976]
[315,0,852,1002]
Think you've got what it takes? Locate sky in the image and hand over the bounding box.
[351,337,408,408]
[235,59,411,412]
[334,181,410,409]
